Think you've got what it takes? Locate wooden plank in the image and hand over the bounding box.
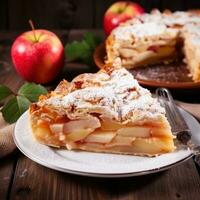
[48,0,94,29]
[134,0,160,12]
[0,34,17,90]
[8,0,61,30]
[128,159,200,199]
[69,0,94,29]
[161,0,187,11]
[0,69,24,92]
[159,0,200,11]
[0,157,16,200]
[0,0,8,30]
[183,1,200,10]
[5,0,200,31]
[9,155,110,200]
[9,155,58,200]
[10,156,200,200]
[8,0,93,30]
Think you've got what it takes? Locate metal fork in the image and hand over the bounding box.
[156,88,200,166]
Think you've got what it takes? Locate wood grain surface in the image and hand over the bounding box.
[1,0,200,30]
[0,30,200,200]
[8,156,200,200]
[0,157,16,200]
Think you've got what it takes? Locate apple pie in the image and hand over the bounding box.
[29,60,175,156]
[106,9,200,81]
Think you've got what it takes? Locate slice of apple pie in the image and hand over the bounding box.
[29,60,175,156]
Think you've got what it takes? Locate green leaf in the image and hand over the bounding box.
[65,32,102,65]
[18,83,48,102]
[65,40,90,60]
[84,32,102,49]
[0,84,13,102]
[2,96,30,123]
[84,32,96,49]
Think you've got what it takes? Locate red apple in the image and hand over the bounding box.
[103,1,144,35]
[11,29,64,83]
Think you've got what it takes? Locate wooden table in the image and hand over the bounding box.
[0,30,200,200]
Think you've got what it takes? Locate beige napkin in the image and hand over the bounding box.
[0,113,16,158]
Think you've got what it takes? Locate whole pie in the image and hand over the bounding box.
[29,59,175,156]
[106,9,200,81]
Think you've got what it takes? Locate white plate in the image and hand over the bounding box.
[14,108,198,178]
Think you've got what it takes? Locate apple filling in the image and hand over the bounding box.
[31,116,174,155]
[120,45,177,68]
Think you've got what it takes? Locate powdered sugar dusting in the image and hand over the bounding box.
[163,11,200,26]
[41,65,165,123]
[112,10,200,41]
[113,22,167,40]
[136,10,200,27]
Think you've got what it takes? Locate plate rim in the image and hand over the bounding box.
[93,42,200,89]
[13,108,194,178]
[13,132,193,177]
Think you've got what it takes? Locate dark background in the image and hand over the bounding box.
[1,0,200,31]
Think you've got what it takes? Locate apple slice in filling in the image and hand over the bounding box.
[100,119,124,131]
[63,118,101,133]
[48,117,101,142]
[106,135,135,147]
[63,117,101,142]
[117,127,150,137]
[84,131,116,144]
[65,129,94,142]
[131,137,175,154]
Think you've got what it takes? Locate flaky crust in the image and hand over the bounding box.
[30,59,166,125]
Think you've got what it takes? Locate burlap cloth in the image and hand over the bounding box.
[0,112,16,158]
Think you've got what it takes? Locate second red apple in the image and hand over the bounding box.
[103,1,144,35]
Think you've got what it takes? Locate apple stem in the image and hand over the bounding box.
[118,2,129,13]
[28,19,38,42]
